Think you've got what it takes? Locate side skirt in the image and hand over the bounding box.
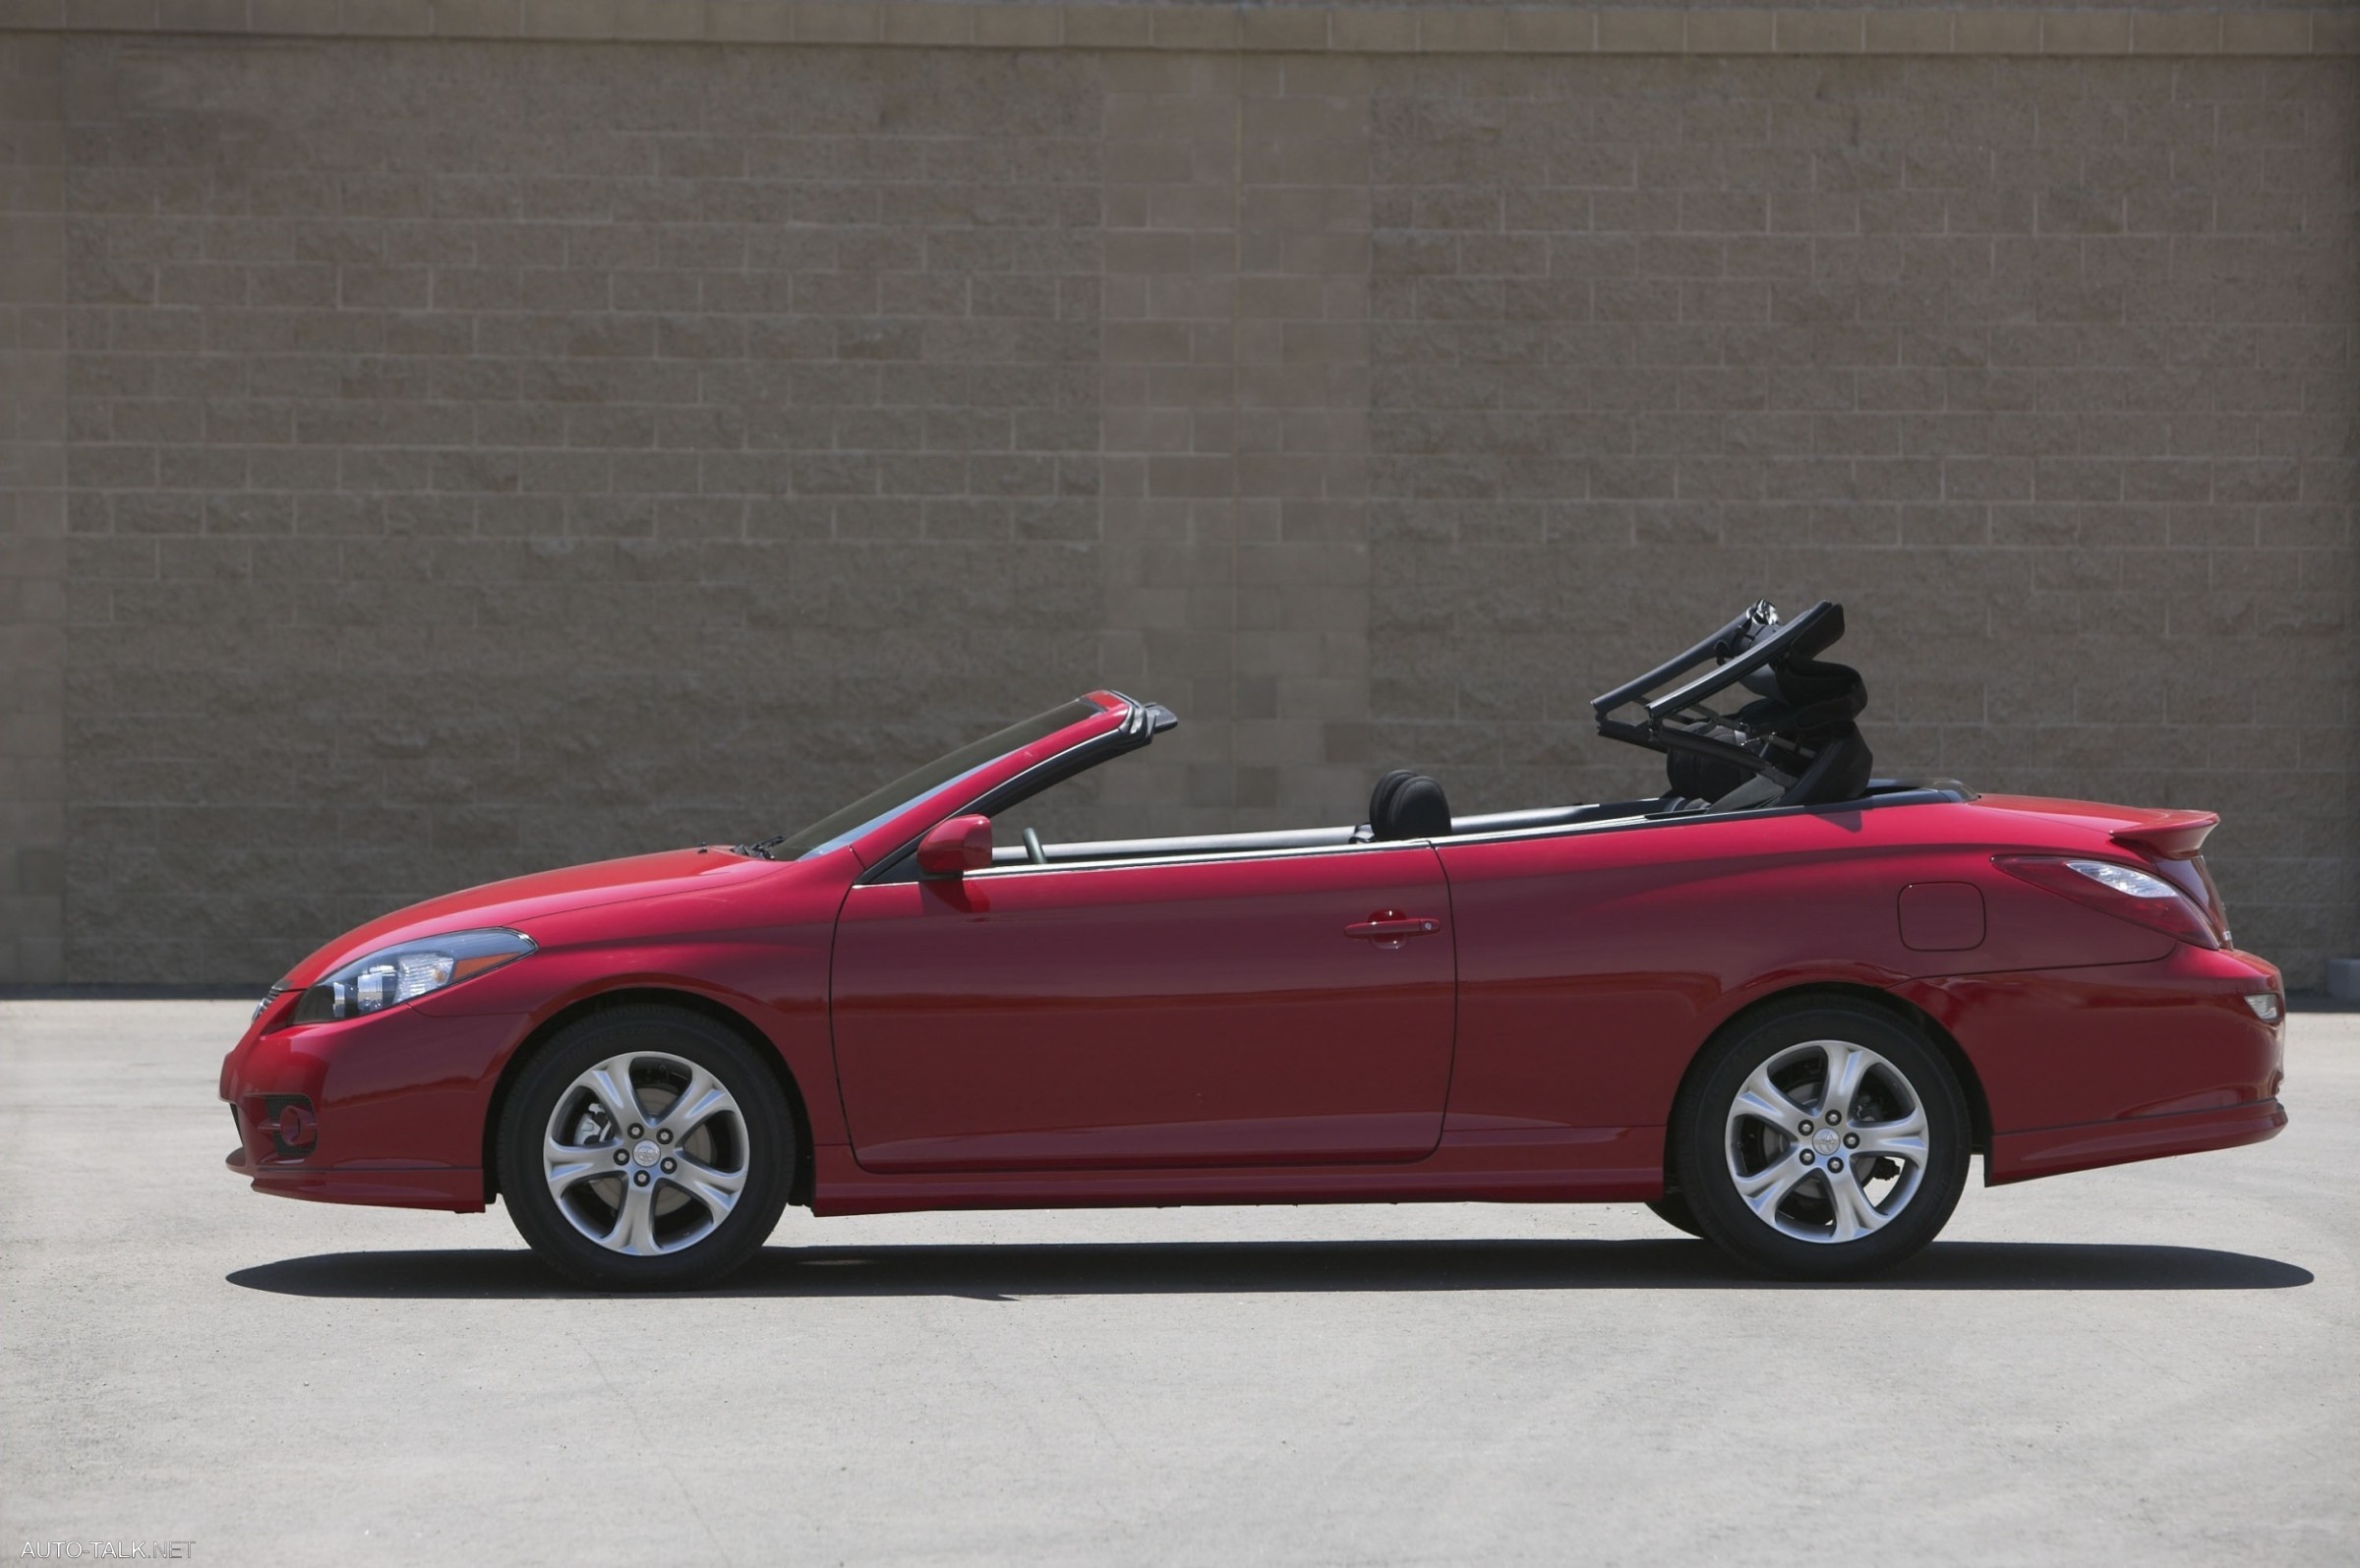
[806,1127,1664,1217]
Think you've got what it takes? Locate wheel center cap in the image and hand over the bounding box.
[1813,1129,1841,1157]
[632,1139,661,1167]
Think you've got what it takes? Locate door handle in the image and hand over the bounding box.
[1345,910,1443,944]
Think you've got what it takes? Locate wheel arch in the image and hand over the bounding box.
[479,986,817,1209]
[1661,982,1992,1192]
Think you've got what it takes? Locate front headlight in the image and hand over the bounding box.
[289,928,536,1022]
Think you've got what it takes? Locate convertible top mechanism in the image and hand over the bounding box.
[1592,600,1873,810]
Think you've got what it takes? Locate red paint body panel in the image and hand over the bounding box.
[1430,798,2183,1141]
[218,848,854,1210]
[1897,883,1985,952]
[244,1166,489,1210]
[1987,1098,2286,1185]
[223,1005,525,1182]
[217,684,2288,1228]
[273,846,786,990]
[1895,942,2285,1140]
[2107,809,2218,860]
[829,844,1454,1170]
[806,1125,1664,1215]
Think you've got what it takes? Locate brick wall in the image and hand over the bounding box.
[2,4,2353,985]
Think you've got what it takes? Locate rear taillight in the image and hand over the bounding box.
[2104,814,2230,946]
[2154,852,2231,946]
[1995,855,2221,949]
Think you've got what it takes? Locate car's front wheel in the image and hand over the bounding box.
[1644,1192,1705,1239]
[499,1005,796,1291]
[1674,1000,1970,1280]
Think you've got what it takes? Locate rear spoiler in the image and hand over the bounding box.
[2110,812,2216,860]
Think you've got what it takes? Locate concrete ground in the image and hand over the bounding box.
[2,1002,2353,1566]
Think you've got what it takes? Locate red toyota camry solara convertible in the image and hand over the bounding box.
[222,601,2287,1288]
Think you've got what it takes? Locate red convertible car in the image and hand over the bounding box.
[222,601,2286,1288]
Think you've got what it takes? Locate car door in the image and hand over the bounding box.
[1433,805,1932,1135]
[829,842,1455,1172]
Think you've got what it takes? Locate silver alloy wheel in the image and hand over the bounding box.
[1723,1037,1931,1245]
[542,1050,750,1256]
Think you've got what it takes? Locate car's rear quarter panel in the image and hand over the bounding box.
[1437,798,2265,1160]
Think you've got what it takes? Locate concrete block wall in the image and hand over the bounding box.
[0,3,2352,986]
[0,31,66,984]
[1355,43,2360,988]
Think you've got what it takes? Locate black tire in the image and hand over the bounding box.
[1673,999,1969,1281]
[499,1006,796,1291]
[1645,1191,1706,1239]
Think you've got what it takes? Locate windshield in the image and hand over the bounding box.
[763,699,1107,861]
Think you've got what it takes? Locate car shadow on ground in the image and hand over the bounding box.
[227,1238,2313,1300]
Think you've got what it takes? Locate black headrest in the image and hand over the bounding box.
[1369,770,1452,842]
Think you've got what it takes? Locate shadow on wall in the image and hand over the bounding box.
[228,1237,2314,1301]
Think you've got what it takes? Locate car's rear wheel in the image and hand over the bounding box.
[1674,999,1969,1280]
[499,1006,795,1291]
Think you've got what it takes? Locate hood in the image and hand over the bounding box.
[276,846,786,989]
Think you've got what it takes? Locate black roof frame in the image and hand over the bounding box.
[1591,599,1849,788]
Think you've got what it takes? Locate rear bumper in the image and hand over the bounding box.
[1987,1096,2286,1186]
[1901,943,2285,1136]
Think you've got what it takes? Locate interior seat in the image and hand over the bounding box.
[1774,724,1872,807]
[1368,770,1452,842]
[1673,636,1873,813]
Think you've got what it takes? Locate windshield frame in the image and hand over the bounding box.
[758,696,1129,865]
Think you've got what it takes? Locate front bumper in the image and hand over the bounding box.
[223,1137,489,1209]
[220,992,530,1213]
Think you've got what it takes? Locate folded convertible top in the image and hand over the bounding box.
[1593,600,1873,810]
